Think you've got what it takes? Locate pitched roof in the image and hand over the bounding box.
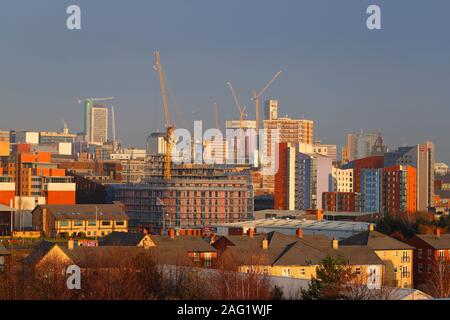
[220,231,384,267]
[340,230,413,250]
[22,241,57,265]
[150,235,215,252]
[100,232,147,246]
[417,234,450,249]
[223,231,330,249]
[34,203,128,221]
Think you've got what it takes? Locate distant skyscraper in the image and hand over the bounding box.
[344,131,379,162]
[84,101,109,145]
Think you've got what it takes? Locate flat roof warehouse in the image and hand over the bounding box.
[213,218,372,240]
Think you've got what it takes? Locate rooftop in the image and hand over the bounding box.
[217,231,383,267]
[33,203,128,221]
[340,230,414,250]
[213,218,371,232]
[417,234,450,249]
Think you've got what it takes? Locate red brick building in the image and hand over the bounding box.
[322,192,361,212]
[274,143,289,210]
[352,156,384,193]
[405,230,450,290]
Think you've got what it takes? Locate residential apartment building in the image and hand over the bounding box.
[225,120,257,166]
[1,151,76,207]
[274,143,332,211]
[313,142,337,162]
[360,168,383,213]
[332,167,354,192]
[405,230,450,290]
[384,142,435,212]
[107,168,254,229]
[213,231,384,289]
[322,192,361,212]
[32,203,129,237]
[262,100,314,193]
[382,165,417,214]
[341,227,414,288]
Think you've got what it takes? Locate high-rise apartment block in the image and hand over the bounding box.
[331,167,354,192]
[274,143,332,211]
[384,141,435,211]
[382,165,417,214]
[84,101,109,145]
[360,168,383,213]
[263,100,314,193]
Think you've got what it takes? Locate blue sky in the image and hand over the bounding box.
[1,0,449,162]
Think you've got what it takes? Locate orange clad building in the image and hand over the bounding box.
[0,151,75,206]
[382,165,416,214]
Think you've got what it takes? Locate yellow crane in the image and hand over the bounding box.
[153,51,174,180]
[251,70,282,133]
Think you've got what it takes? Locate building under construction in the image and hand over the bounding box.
[107,165,254,230]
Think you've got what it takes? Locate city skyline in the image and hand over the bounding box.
[0,0,450,163]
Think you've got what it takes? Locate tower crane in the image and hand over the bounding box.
[227,82,248,161]
[153,51,174,180]
[251,70,282,133]
[227,82,247,132]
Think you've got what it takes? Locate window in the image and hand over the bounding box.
[60,220,69,227]
[427,249,433,259]
[299,268,306,277]
[418,263,423,273]
[88,220,96,227]
[418,248,423,259]
[193,253,200,262]
[115,220,125,226]
[282,268,291,277]
[355,267,361,275]
[204,253,212,267]
[74,220,83,227]
[101,221,111,226]
[263,268,269,275]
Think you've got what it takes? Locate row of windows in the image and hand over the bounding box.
[59,220,125,227]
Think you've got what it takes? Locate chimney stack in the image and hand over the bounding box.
[316,209,324,221]
[262,239,269,250]
[296,228,303,238]
[436,228,441,238]
[68,239,75,250]
[332,238,339,250]
[248,228,254,239]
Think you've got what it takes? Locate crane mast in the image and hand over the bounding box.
[252,70,282,134]
[153,51,173,179]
